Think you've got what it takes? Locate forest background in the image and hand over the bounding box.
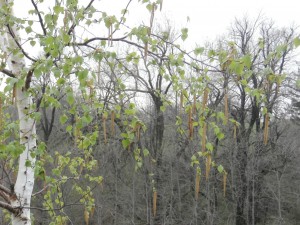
[0,0,299,225]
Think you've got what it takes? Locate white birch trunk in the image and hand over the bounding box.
[0,0,36,224]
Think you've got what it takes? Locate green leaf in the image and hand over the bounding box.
[143,148,149,157]
[60,114,68,125]
[217,165,224,173]
[25,160,32,167]
[296,79,300,88]
[53,5,64,14]
[122,139,131,149]
[57,77,65,85]
[25,26,32,33]
[194,47,204,55]
[191,155,197,161]
[206,142,213,151]
[181,28,188,41]
[30,40,36,46]
[294,37,300,47]
[66,92,75,105]
[66,125,73,133]
[217,132,225,140]
[62,33,71,44]
[243,54,251,69]
[160,105,166,112]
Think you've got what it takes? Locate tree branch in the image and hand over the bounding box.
[67,0,96,35]
[6,25,37,62]
[0,68,16,78]
[0,200,19,215]
[30,0,47,36]
[0,183,12,196]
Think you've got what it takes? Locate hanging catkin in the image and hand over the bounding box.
[263,113,269,145]
[192,94,196,115]
[233,122,237,140]
[90,206,95,218]
[153,190,157,217]
[111,111,115,136]
[201,122,207,152]
[205,154,211,180]
[223,172,227,197]
[136,123,141,141]
[195,171,200,200]
[202,88,208,111]
[84,209,90,225]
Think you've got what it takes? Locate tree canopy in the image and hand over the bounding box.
[0,0,300,225]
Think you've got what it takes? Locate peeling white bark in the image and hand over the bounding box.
[0,1,36,224]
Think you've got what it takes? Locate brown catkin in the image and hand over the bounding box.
[202,88,208,110]
[111,111,115,136]
[224,91,229,125]
[206,154,211,181]
[84,209,90,225]
[223,172,227,197]
[136,123,141,141]
[89,83,94,102]
[263,113,269,145]
[153,190,157,217]
[90,206,95,218]
[192,94,196,115]
[233,123,237,140]
[201,122,207,152]
[63,10,68,31]
[195,173,200,200]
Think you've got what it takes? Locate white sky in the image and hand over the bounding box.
[13,0,300,48]
[94,0,300,49]
[162,0,299,44]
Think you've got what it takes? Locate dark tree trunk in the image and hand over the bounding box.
[152,96,165,225]
[235,131,248,225]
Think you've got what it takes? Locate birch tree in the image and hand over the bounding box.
[0,0,36,224]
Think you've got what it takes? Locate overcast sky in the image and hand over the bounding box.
[12,0,300,48]
[95,0,300,48]
[160,0,300,46]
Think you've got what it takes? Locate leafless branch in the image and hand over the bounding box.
[0,68,16,78]
[6,25,37,62]
[30,0,47,36]
[0,184,12,196]
[67,0,96,35]
[0,200,19,215]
